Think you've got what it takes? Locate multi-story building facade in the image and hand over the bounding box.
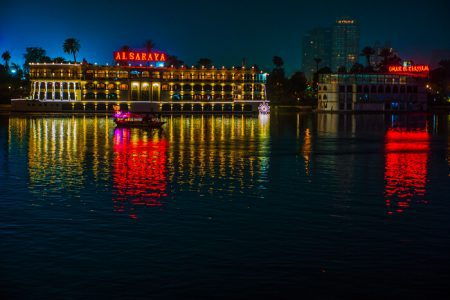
[317,71,428,112]
[331,18,360,72]
[302,27,332,80]
[12,59,268,113]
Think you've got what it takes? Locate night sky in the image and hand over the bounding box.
[2,0,450,74]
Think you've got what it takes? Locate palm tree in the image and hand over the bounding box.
[63,38,81,63]
[314,58,322,73]
[360,46,375,67]
[378,48,402,72]
[144,40,155,52]
[2,51,11,70]
[272,56,284,68]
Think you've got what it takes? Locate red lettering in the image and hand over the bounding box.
[154,53,160,61]
[135,53,141,60]
[142,53,147,60]
[160,53,166,62]
[148,53,153,61]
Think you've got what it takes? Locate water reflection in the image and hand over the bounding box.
[165,115,270,198]
[112,128,168,219]
[6,115,270,217]
[384,129,430,215]
[16,116,112,199]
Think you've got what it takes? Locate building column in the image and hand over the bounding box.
[37,82,41,100]
[32,81,37,99]
[44,81,48,100]
[60,81,63,101]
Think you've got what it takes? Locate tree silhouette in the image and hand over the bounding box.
[63,38,81,63]
[2,51,11,71]
[360,46,375,68]
[272,56,284,68]
[197,58,212,68]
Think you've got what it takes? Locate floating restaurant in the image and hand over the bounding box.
[12,49,269,113]
[317,63,429,112]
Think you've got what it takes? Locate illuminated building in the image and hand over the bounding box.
[331,17,360,72]
[11,49,269,113]
[302,27,332,80]
[317,66,429,111]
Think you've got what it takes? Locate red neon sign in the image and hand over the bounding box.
[113,51,167,62]
[388,65,430,76]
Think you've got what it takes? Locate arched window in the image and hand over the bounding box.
[97,83,106,90]
[84,92,95,99]
[97,93,106,100]
[193,84,202,92]
[172,84,181,91]
[183,84,192,92]
[119,84,128,91]
[214,85,222,92]
[107,93,117,100]
[107,83,116,90]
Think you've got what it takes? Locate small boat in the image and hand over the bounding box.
[113,106,165,128]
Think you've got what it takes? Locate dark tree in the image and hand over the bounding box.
[360,46,375,68]
[53,57,67,63]
[23,47,51,73]
[197,58,212,68]
[267,56,287,104]
[350,63,364,73]
[166,55,184,68]
[63,38,81,63]
[272,56,284,68]
[337,66,347,74]
[2,51,11,71]
[377,48,402,72]
[288,71,308,101]
[144,40,155,52]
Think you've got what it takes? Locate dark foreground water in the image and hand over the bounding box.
[1,112,449,299]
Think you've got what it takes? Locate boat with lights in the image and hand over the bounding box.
[113,106,165,128]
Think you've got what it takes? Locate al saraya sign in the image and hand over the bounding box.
[114,51,167,62]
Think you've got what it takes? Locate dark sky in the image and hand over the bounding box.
[2,0,450,74]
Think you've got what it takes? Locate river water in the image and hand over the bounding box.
[1,112,449,299]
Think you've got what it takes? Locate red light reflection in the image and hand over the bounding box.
[113,128,168,219]
[384,129,430,215]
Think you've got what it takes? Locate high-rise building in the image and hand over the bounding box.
[331,17,360,72]
[302,27,332,80]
